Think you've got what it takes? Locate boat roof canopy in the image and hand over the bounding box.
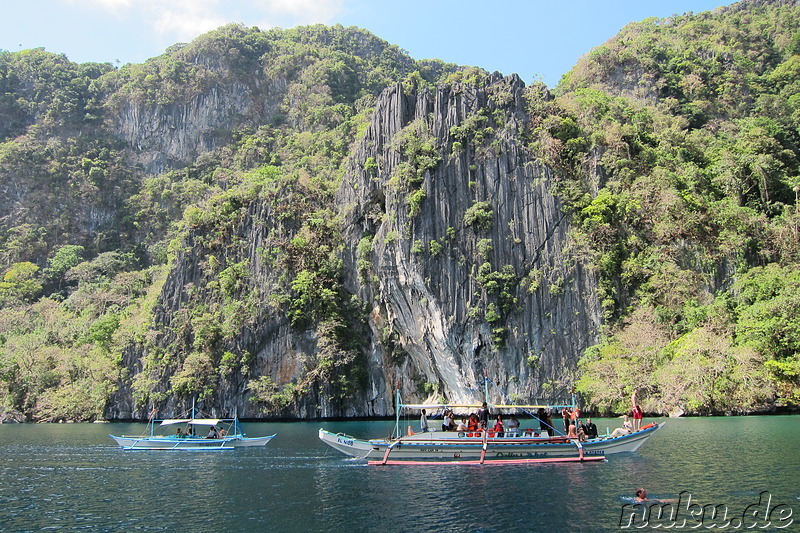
[159,418,222,426]
[402,403,477,410]
[401,404,570,410]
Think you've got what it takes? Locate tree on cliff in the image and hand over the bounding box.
[1,3,800,420]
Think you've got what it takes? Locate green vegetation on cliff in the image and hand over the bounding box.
[0,24,458,420]
[537,0,800,413]
[1,2,799,420]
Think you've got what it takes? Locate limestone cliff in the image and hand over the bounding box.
[337,74,602,412]
[107,72,601,419]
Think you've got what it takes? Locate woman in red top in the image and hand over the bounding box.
[631,390,644,431]
[492,415,504,436]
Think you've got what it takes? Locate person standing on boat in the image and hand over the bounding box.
[631,390,644,432]
[478,402,489,428]
[420,409,429,432]
[545,410,555,436]
[562,406,571,432]
[537,408,548,433]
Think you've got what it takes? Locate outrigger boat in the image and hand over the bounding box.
[319,378,661,465]
[110,408,275,450]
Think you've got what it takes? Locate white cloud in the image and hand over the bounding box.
[148,0,228,42]
[62,0,134,17]
[64,0,346,42]
[256,0,344,23]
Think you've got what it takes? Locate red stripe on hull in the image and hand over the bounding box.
[368,456,605,466]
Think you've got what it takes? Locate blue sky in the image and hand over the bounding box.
[1,0,735,87]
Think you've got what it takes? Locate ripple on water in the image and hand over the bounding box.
[0,417,797,532]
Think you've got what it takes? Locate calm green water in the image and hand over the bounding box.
[0,416,798,532]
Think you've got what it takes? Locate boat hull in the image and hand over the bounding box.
[319,423,661,461]
[109,434,275,450]
[317,429,374,458]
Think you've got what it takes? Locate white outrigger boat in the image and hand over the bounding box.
[110,409,275,450]
[319,380,661,465]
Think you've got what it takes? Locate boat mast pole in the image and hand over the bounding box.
[480,369,490,463]
[147,405,156,437]
[483,369,490,406]
[393,387,401,439]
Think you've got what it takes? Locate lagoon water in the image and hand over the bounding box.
[0,416,798,532]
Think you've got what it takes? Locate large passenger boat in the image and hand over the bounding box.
[319,380,661,465]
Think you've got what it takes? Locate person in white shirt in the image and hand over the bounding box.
[609,415,632,438]
[442,409,455,431]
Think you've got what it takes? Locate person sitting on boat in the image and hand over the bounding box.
[492,415,504,436]
[567,423,578,440]
[420,409,429,432]
[456,417,469,432]
[442,409,455,431]
[207,426,218,439]
[578,419,592,441]
[218,427,226,438]
[467,413,480,431]
[506,414,520,433]
[609,415,632,438]
[576,421,588,442]
[584,418,598,439]
[175,428,184,439]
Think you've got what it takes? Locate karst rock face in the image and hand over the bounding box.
[112,78,288,175]
[106,73,602,420]
[335,74,602,412]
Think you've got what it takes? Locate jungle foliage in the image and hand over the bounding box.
[0,24,455,420]
[535,0,800,414]
[1,2,799,420]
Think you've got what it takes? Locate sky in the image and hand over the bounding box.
[1,0,736,87]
